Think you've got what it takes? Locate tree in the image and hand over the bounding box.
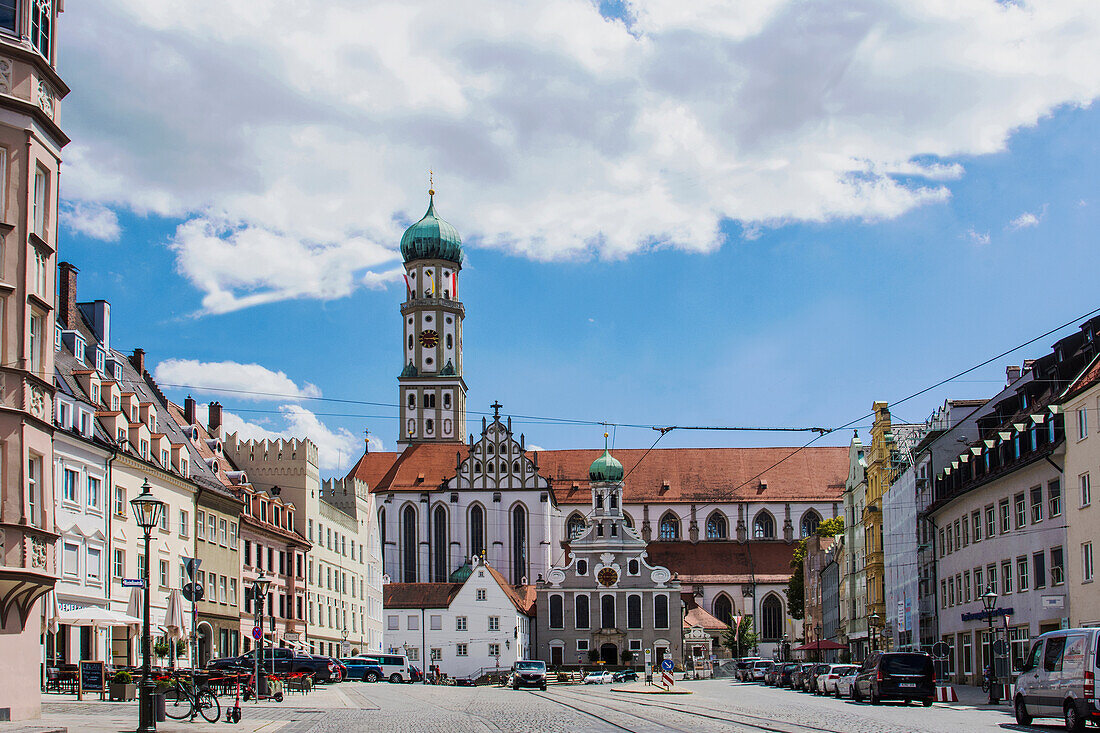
[816,516,845,538]
[620,650,633,664]
[786,562,805,620]
[587,647,599,663]
[721,615,760,658]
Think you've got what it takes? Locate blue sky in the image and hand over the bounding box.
[54,1,1100,475]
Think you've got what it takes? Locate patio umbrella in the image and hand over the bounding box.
[46,590,60,635]
[57,606,141,627]
[163,588,187,670]
[126,587,142,638]
[791,640,847,651]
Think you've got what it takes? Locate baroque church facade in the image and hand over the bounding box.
[349,193,850,660]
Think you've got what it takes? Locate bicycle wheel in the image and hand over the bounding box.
[163,683,193,720]
[196,688,221,723]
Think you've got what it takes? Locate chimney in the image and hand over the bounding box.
[130,348,145,375]
[184,395,196,425]
[1023,359,1037,372]
[1006,365,1021,385]
[57,261,79,330]
[208,401,222,435]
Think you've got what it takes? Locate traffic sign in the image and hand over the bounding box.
[252,626,263,641]
[341,641,351,657]
[183,557,202,580]
[182,582,204,603]
[284,632,300,642]
[992,639,1008,656]
[122,578,145,588]
[931,641,950,659]
[661,659,674,672]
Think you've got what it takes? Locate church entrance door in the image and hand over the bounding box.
[600,643,617,666]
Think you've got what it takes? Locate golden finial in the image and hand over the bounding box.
[429,170,435,197]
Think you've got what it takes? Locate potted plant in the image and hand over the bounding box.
[109,670,137,701]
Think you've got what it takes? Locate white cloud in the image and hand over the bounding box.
[1007,206,1046,230]
[60,202,121,241]
[526,444,547,453]
[59,0,1100,311]
[965,228,991,245]
[154,358,321,400]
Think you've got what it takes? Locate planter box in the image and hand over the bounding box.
[109,682,137,701]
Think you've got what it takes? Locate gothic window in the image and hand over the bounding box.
[627,594,641,629]
[487,444,494,455]
[31,0,50,58]
[499,461,507,472]
[567,514,585,539]
[401,505,417,583]
[753,512,776,539]
[511,505,527,585]
[713,594,733,626]
[378,507,386,575]
[600,594,615,630]
[513,461,519,472]
[658,513,680,540]
[706,513,728,540]
[761,594,783,641]
[800,510,822,538]
[654,594,669,629]
[469,505,485,559]
[575,594,590,629]
[431,505,447,582]
[549,595,563,629]
[474,462,482,472]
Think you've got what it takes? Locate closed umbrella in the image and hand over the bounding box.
[126,587,142,638]
[163,589,187,670]
[47,590,60,635]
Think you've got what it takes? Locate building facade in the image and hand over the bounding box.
[0,0,68,719]
[842,432,868,660]
[1061,349,1100,627]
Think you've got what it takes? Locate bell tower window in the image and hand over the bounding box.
[425,419,434,434]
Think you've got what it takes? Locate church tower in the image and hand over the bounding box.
[397,188,467,444]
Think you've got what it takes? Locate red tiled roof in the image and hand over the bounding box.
[646,540,795,584]
[1062,353,1100,403]
[384,582,463,609]
[351,444,846,504]
[484,563,537,615]
[683,605,727,630]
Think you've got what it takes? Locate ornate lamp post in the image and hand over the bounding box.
[130,479,166,733]
[781,633,790,662]
[251,574,271,701]
[982,587,999,704]
[869,613,880,653]
[815,624,823,663]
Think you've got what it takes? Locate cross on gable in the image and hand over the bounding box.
[491,401,503,419]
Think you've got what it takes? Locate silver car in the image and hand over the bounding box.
[835,669,858,699]
[817,664,858,695]
[1014,627,1100,730]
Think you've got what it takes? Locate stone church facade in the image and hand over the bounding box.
[349,193,849,661]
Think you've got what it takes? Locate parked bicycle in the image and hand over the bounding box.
[980,665,993,693]
[162,672,221,722]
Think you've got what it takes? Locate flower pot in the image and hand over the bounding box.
[109,682,137,701]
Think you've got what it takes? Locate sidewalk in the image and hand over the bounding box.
[944,683,1012,710]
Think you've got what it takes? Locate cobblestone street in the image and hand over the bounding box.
[0,679,1044,733]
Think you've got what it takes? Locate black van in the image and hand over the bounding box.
[852,651,935,706]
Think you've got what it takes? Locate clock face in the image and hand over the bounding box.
[418,329,440,347]
[597,567,618,587]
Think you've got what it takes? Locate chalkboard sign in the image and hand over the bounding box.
[80,660,105,693]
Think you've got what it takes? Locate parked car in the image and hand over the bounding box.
[751,660,773,682]
[208,647,334,680]
[791,663,816,691]
[341,658,384,682]
[805,663,831,693]
[314,656,345,682]
[835,669,858,699]
[778,662,800,688]
[409,665,423,683]
[1014,627,1100,730]
[511,660,547,690]
[584,670,614,684]
[613,669,638,683]
[735,657,762,682]
[816,664,858,696]
[357,653,414,683]
[852,651,935,706]
[763,664,781,686]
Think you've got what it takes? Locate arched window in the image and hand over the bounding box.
[549,595,563,629]
[705,512,728,540]
[800,510,822,538]
[627,594,642,629]
[407,394,415,409]
[378,507,386,575]
[595,493,604,509]
[609,493,618,509]
[444,393,452,409]
[469,504,485,559]
[401,505,417,583]
[511,505,527,585]
[446,334,453,349]
[567,514,585,540]
[761,594,783,641]
[408,334,413,350]
[425,418,434,434]
[600,594,616,630]
[575,594,590,629]
[431,505,447,582]
[658,513,680,540]
[628,559,639,575]
[654,594,669,629]
[713,595,733,626]
[753,512,776,539]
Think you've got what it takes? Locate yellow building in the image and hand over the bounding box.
[863,402,892,647]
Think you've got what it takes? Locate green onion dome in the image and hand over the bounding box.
[589,433,624,482]
[400,192,463,264]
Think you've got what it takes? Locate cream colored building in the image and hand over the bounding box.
[0,0,68,719]
[1061,353,1100,627]
[224,437,383,657]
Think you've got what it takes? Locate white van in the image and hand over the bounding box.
[358,653,413,683]
[1014,627,1100,731]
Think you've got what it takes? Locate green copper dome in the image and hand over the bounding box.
[589,438,623,482]
[448,561,473,582]
[400,194,463,264]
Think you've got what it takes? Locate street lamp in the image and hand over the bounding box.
[982,587,999,705]
[869,613,880,653]
[130,479,165,733]
[815,624,823,663]
[251,574,272,702]
[781,633,790,662]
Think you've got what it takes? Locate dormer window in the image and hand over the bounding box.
[92,384,100,404]
[74,337,85,363]
[79,411,89,435]
[161,450,169,466]
[180,459,188,477]
[113,396,120,410]
[96,349,105,374]
[148,414,156,432]
[54,327,61,351]
[130,406,137,422]
[57,400,69,428]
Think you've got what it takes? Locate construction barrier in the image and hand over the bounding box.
[935,686,958,702]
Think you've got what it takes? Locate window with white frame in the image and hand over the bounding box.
[28,313,43,376]
[488,616,500,631]
[456,643,468,657]
[27,455,41,526]
[1082,473,1092,508]
[456,616,467,631]
[30,0,51,59]
[1084,542,1094,583]
[488,643,500,658]
[62,467,78,503]
[577,639,589,651]
[159,559,169,588]
[87,547,101,581]
[179,509,189,537]
[62,542,79,576]
[113,549,125,579]
[476,588,487,601]
[32,167,47,237]
[1078,407,1089,440]
[86,476,100,510]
